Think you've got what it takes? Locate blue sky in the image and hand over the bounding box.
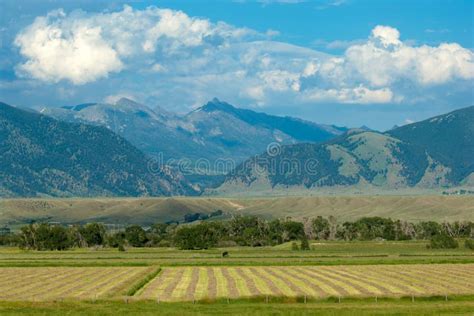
[0,0,473,130]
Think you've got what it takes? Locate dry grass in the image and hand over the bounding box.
[1,195,474,227]
[137,264,474,302]
[0,267,152,301]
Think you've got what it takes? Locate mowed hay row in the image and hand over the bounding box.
[0,267,152,301]
[137,264,474,302]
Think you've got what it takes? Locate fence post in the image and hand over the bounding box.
[445,294,448,301]
[411,295,414,303]
[338,296,341,303]
[304,295,307,304]
[375,296,378,303]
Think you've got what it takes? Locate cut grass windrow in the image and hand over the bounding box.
[2,264,473,302]
[133,264,474,302]
[125,267,161,297]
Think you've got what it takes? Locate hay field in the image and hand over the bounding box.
[137,264,474,302]
[0,267,153,301]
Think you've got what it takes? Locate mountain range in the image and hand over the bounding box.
[0,102,197,197]
[1,98,472,197]
[214,106,474,195]
[42,98,346,170]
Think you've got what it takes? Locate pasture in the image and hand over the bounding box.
[1,240,473,267]
[1,195,474,228]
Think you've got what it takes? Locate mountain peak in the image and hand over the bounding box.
[201,98,236,113]
[115,97,141,107]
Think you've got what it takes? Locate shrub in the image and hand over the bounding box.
[428,233,459,249]
[157,240,171,248]
[465,239,474,250]
[300,237,310,250]
[291,242,299,251]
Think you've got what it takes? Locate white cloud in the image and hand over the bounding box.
[303,61,318,77]
[244,85,265,100]
[320,25,474,87]
[258,70,301,92]
[371,25,401,47]
[302,86,394,104]
[12,7,474,108]
[14,10,123,85]
[150,63,166,73]
[14,6,252,85]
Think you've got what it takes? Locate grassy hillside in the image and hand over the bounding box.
[1,195,473,227]
[388,106,474,184]
[0,102,196,197]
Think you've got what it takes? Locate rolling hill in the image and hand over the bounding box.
[0,102,197,197]
[1,196,473,227]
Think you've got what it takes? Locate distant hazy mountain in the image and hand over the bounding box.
[0,102,197,197]
[43,98,346,171]
[214,106,474,194]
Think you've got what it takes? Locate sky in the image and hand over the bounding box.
[0,0,473,130]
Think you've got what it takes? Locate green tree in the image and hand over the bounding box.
[125,225,148,247]
[429,233,459,249]
[464,239,474,250]
[79,223,106,247]
[281,221,305,242]
[174,222,219,250]
[312,216,330,240]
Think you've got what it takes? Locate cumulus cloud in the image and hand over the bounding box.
[12,7,474,108]
[302,86,394,104]
[13,6,252,85]
[318,25,474,88]
[14,10,123,85]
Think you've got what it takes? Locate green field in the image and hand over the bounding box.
[1,195,474,228]
[2,299,474,316]
[0,241,474,314]
[1,240,473,267]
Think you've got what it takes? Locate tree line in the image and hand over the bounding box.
[0,216,473,251]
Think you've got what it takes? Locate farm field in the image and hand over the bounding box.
[0,267,154,301]
[0,242,473,314]
[137,265,474,302]
[0,264,473,302]
[1,240,473,267]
